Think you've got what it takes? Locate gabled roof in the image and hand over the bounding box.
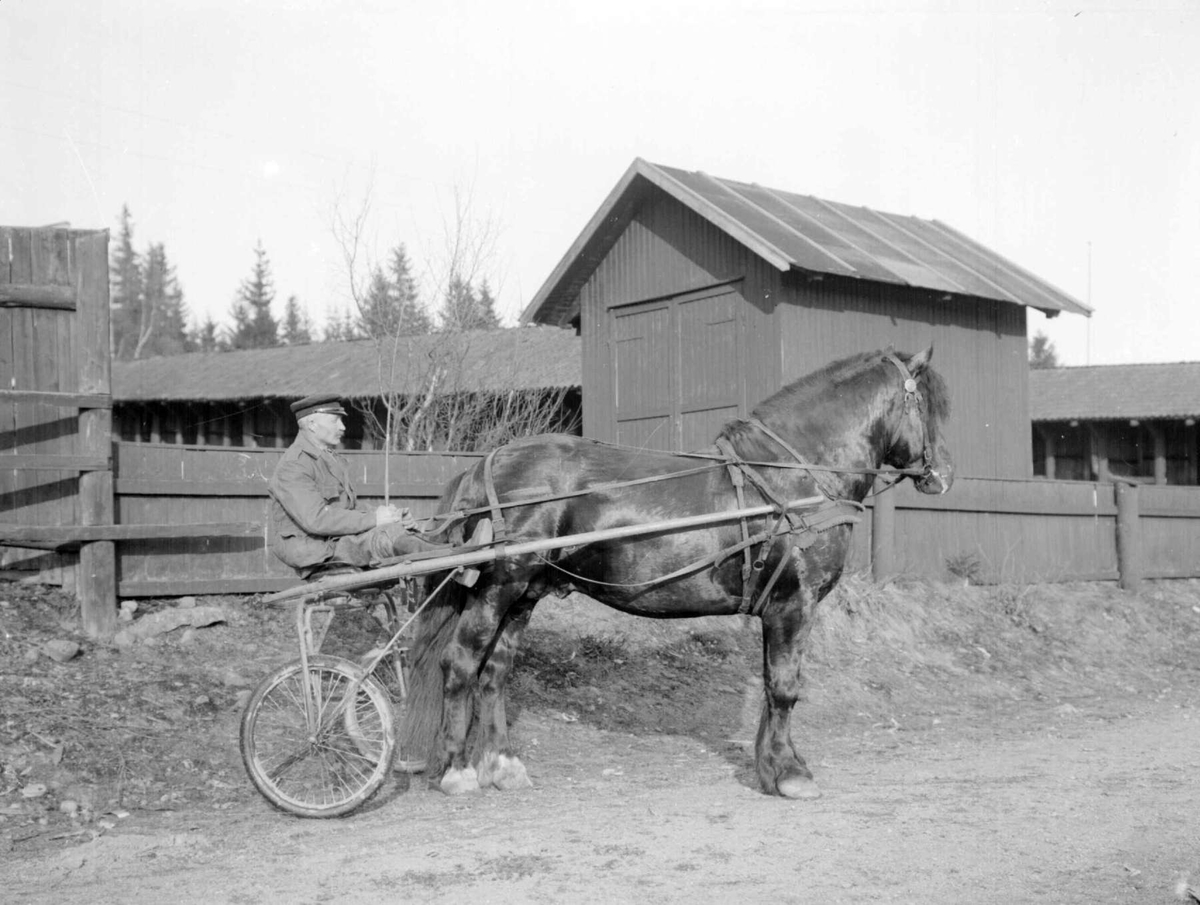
[1029,362,1200,422]
[522,158,1092,327]
[113,327,581,402]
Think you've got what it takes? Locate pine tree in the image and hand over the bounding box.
[359,267,396,339]
[137,243,189,357]
[438,273,500,331]
[389,244,431,335]
[1029,331,1060,369]
[322,306,345,342]
[193,316,225,352]
[475,279,500,330]
[228,241,279,349]
[109,206,144,360]
[357,244,431,338]
[322,304,360,342]
[280,295,313,345]
[439,274,475,330]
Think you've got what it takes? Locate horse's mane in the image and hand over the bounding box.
[717,349,950,451]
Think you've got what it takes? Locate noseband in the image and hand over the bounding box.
[883,351,935,479]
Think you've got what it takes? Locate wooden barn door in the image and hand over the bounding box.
[611,284,744,452]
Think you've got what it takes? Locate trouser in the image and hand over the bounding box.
[332,522,445,568]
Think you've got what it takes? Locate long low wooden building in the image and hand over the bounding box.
[1030,362,1200,485]
[112,326,582,449]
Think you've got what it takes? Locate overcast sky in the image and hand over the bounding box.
[4,0,1197,367]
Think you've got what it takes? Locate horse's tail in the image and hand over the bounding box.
[398,577,463,773]
[398,466,474,773]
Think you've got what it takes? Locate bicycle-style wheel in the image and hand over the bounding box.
[240,656,396,818]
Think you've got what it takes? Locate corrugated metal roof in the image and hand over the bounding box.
[113,327,581,402]
[1029,362,1200,421]
[522,158,1092,327]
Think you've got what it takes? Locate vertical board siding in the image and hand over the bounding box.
[779,276,1030,480]
[0,228,79,577]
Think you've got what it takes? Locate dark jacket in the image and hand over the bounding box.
[267,432,375,570]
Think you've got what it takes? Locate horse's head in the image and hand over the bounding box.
[880,347,954,495]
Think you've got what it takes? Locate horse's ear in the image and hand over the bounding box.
[908,346,933,374]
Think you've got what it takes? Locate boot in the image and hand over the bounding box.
[454,518,494,588]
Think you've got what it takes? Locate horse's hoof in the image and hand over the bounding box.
[778,774,822,799]
[476,752,533,791]
[490,754,532,791]
[440,766,481,796]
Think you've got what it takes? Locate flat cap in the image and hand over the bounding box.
[290,393,347,420]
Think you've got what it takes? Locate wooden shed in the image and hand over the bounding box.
[521,159,1091,479]
[1030,362,1200,485]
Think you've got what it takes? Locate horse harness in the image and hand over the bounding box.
[712,351,929,616]
[468,352,930,618]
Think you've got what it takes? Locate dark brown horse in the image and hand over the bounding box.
[402,348,953,798]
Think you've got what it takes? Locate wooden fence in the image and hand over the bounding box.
[7,440,1200,600]
[1,227,114,636]
[108,446,1200,596]
[854,476,1200,587]
[112,443,483,597]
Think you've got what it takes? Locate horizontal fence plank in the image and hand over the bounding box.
[117,576,300,597]
[1,454,110,471]
[116,479,268,497]
[0,522,260,548]
[892,477,1116,517]
[114,478,447,498]
[0,390,112,408]
[0,283,76,309]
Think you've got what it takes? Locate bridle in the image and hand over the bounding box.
[731,351,939,497]
[882,351,937,487]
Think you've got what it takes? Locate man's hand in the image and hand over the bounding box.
[375,504,417,529]
[375,504,402,527]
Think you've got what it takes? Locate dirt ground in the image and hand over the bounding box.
[2,574,1200,904]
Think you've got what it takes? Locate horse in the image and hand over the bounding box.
[401,347,953,799]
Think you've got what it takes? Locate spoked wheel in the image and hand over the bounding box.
[240,655,396,818]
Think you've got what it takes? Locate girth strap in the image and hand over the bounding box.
[714,436,754,611]
[745,500,862,615]
[482,449,508,558]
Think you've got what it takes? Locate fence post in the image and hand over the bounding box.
[1115,480,1141,592]
[871,477,895,583]
[75,231,117,640]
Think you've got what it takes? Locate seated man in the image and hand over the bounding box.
[267,393,485,582]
